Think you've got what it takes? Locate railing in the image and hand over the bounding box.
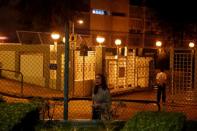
[0,68,24,95]
[68,97,161,111]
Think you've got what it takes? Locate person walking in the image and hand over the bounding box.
[92,74,111,120]
[156,68,167,105]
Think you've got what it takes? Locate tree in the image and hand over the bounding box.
[147,0,197,47]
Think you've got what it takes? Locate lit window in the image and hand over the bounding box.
[92,10,96,14]
[92,9,106,15]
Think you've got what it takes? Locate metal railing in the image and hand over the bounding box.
[0,68,24,95]
[68,97,160,111]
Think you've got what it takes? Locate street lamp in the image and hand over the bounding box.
[95,36,105,75]
[96,36,105,46]
[114,39,122,89]
[189,42,195,48]
[115,39,122,56]
[156,40,162,58]
[51,32,60,40]
[62,19,84,44]
[77,19,84,25]
[50,32,60,89]
[156,40,162,47]
[63,19,84,120]
[189,42,195,62]
[72,19,84,36]
[0,36,8,43]
[51,32,60,52]
[115,39,122,46]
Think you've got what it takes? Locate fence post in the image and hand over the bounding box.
[169,47,174,103]
[193,48,197,101]
[64,20,70,120]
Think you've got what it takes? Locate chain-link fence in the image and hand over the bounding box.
[0,32,197,121]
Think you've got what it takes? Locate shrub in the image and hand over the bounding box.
[35,121,72,131]
[121,111,186,131]
[0,103,39,131]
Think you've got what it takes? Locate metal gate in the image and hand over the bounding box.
[170,49,195,102]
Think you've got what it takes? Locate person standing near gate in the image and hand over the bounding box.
[92,74,111,120]
[156,68,167,105]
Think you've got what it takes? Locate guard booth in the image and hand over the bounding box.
[105,48,155,94]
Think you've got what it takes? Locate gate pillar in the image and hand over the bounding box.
[194,49,197,101]
[95,45,105,75]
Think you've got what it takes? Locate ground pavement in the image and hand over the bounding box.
[1,79,197,120]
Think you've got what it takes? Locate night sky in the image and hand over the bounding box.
[131,0,197,23]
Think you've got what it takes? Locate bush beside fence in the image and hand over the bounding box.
[121,111,186,131]
[0,103,39,131]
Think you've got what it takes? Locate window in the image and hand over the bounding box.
[92,9,109,15]
[111,12,126,17]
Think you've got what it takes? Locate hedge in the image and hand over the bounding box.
[0,103,39,131]
[121,111,186,131]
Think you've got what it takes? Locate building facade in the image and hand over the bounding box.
[74,0,162,48]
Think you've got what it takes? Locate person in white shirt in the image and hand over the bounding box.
[156,68,167,105]
[92,74,111,120]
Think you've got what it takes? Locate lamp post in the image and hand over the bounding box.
[156,40,163,58]
[189,41,197,100]
[96,36,105,46]
[51,32,60,52]
[64,20,70,120]
[95,36,105,75]
[189,42,195,90]
[70,19,84,97]
[156,40,163,60]
[63,18,84,120]
[115,39,122,56]
[114,39,122,89]
[50,32,60,89]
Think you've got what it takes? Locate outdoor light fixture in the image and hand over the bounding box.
[115,39,122,46]
[0,36,8,40]
[156,40,162,47]
[77,19,84,25]
[51,32,60,40]
[96,36,105,45]
[0,36,8,43]
[115,39,122,56]
[50,32,60,52]
[62,37,66,43]
[189,42,195,48]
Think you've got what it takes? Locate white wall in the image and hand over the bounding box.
[20,54,45,86]
[0,51,16,79]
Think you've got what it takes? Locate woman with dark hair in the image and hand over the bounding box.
[92,74,111,120]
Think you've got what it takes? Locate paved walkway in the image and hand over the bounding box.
[1,78,197,120]
[0,79,63,98]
